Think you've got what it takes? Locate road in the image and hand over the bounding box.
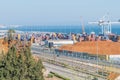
[33,51,105,80]
[31,46,108,80]
[32,50,101,74]
[44,62,91,80]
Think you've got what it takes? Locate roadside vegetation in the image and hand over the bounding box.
[50,72,70,80]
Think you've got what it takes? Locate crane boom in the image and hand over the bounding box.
[80,17,85,34]
[89,22,120,24]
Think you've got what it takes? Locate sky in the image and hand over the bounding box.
[0,0,120,25]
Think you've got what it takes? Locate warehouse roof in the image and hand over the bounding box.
[107,72,120,80]
[59,41,120,55]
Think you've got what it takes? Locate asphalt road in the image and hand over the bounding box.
[31,46,108,80]
[44,62,90,80]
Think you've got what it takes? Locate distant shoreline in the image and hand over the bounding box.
[0,25,120,34]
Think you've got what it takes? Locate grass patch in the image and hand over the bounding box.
[50,72,70,80]
[47,73,54,78]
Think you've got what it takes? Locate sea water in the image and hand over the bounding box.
[2,24,120,34]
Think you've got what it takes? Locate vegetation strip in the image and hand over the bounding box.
[50,72,70,80]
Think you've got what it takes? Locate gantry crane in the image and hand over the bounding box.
[89,13,120,35]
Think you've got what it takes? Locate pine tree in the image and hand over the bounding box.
[0,46,44,80]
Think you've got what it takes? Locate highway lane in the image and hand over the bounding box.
[32,50,100,73]
[31,44,120,79]
[32,50,107,80]
[43,62,89,80]
[44,62,106,80]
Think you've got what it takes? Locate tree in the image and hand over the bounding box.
[0,46,44,80]
[7,29,15,41]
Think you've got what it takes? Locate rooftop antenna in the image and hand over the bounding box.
[88,13,120,35]
[80,16,85,34]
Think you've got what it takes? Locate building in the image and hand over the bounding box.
[58,41,120,62]
[107,72,120,80]
[47,40,74,47]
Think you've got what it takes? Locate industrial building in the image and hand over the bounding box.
[58,41,120,62]
[47,40,74,47]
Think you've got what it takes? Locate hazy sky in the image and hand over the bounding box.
[0,0,120,25]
